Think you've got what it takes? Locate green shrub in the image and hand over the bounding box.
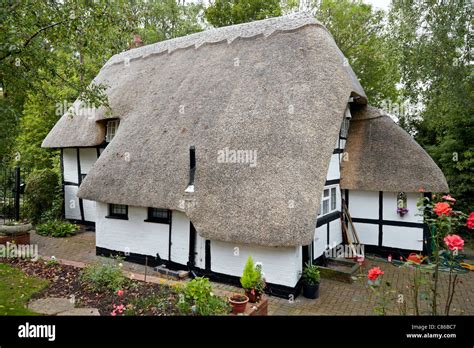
[81,256,129,292]
[240,256,265,291]
[177,277,230,316]
[36,220,79,238]
[24,168,60,224]
[301,263,320,285]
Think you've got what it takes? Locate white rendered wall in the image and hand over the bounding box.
[195,233,206,269]
[348,190,425,250]
[79,148,97,174]
[326,154,340,181]
[170,211,190,265]
[313,225,327,258]
[383,192,423,223]
[82,199,96,222]
[329,218,342,247]
[63,149,78,183]
[96,203,170,259]
[64,185,81,220]
[353,222,379,246]
[210,240,302,288]
[348,190,379,219]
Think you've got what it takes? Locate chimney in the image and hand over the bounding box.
[130,34,143,49]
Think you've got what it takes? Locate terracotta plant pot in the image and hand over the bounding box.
[229,294,249,314]
[244,289,260,303]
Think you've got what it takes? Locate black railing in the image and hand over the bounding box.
[0,163,29,223]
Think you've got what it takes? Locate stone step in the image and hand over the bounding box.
[154,265,189,280]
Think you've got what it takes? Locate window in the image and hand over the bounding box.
[107,204,128,219]
[80,173,87,182]
[318,186,338,216]
[331,187,337,210]
[105,119,120,143]
[185,146,196,193]
[145,208,170,224]
[189,146,196,185]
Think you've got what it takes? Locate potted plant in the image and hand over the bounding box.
[301,263,320,299]
[240,256,266,303]
[228,294,249,314]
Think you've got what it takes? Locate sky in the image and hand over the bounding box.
[363,0,391,11]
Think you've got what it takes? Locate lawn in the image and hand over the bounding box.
[0,263,49,315]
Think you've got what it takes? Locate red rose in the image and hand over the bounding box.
[368,267,384,281]
[466,212,474,230]
[433,202,452,216]
[442,195,456,203]
[444,234,464,251]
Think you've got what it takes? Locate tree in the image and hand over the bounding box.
[1,0,204,169]
[313,0,400,106]
[205,0,282,27]
[388,0,473,211]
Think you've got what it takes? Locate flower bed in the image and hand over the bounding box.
[0,258,182,316]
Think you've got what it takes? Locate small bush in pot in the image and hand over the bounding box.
[240,256,266,303]
[301,263,320,299]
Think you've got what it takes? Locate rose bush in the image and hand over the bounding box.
[433,202,452,216]
[443,234,464,251]
[368,267,384,281]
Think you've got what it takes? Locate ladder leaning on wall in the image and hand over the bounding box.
[341,200,362,258]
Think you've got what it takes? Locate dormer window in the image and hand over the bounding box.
[105,119,120,143]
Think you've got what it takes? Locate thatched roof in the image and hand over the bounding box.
[43,13,367,247]
[340,105,448,193]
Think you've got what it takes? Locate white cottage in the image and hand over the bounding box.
[42,14,448,297]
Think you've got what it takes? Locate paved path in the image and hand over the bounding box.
[30,230,474,315]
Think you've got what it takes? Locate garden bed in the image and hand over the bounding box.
[0,258,181,316]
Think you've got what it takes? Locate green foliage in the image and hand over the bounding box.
[388,0,473,211]
[177,277,230,316]
[301,263,320,285]
[81,256,129,292]
[205,0,282,27]
[36,220,79,238]
[1,0,204,173]
[240,256,258,289]
[135,0,204,44]
[314,0,400,106]
[24,168,60,224]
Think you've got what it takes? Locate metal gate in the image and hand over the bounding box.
[0,163,27,223]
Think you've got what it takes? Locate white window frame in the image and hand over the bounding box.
[105,119,120,143]
[318,185,339,217]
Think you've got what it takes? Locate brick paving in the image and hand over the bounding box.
[29,230,474,315]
